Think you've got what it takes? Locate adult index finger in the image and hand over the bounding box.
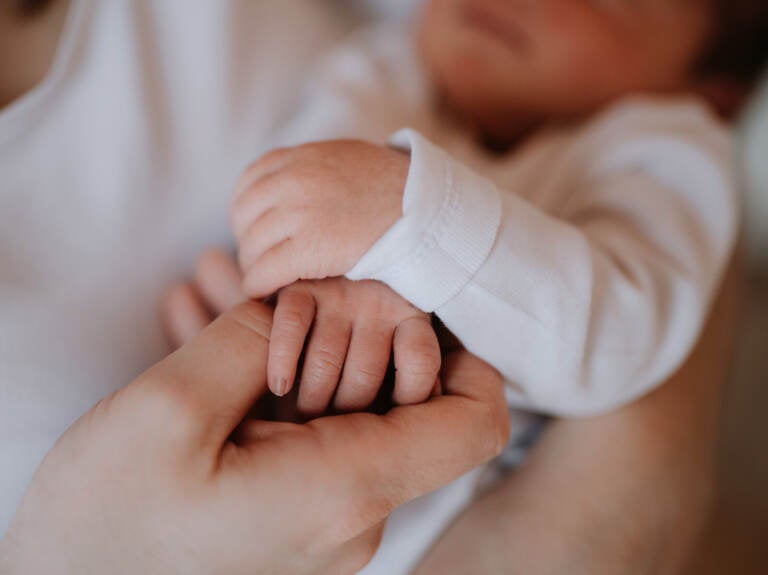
[137,300,274,458]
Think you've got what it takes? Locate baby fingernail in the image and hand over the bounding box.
[274,377,289,397]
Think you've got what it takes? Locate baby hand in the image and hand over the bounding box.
[268,277,440,416]
[231,140,409,298]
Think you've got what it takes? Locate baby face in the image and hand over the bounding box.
[419,0,713,140]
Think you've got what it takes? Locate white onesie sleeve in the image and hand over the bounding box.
[347,119,739,416]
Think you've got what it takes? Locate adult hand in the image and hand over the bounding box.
[0,301,508,575]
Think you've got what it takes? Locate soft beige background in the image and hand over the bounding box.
[686,79,768,574]
[686,272,768,574]
[742,75,768,268]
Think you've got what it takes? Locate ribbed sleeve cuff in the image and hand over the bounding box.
[346,129,502,312]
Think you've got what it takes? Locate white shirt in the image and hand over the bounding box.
[0,0,344,537]
[0,4,502,574]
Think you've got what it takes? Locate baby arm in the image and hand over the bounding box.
[267,277,440,416]
[348,127,739,415]
[232,116,738,416]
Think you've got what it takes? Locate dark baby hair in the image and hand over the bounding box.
[14,0,55,18]
[697,0,768,86]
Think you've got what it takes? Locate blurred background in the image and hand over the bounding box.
[686,76,768,574]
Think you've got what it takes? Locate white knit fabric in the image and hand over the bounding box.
[349,123,738,415]
[0,0,346,539]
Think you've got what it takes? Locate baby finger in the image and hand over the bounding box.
[297,313,352,417]
[334,323,393,412]
[269,287,317,397]
[392,316,441,405]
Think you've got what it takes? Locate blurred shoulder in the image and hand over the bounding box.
[580,95,732,162]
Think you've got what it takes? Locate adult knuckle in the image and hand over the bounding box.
[230,302,273,342]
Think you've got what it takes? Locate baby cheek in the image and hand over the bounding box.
[533,5,638,84]
[543,30,647,104]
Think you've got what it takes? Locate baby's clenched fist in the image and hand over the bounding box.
[231,140,409,299]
